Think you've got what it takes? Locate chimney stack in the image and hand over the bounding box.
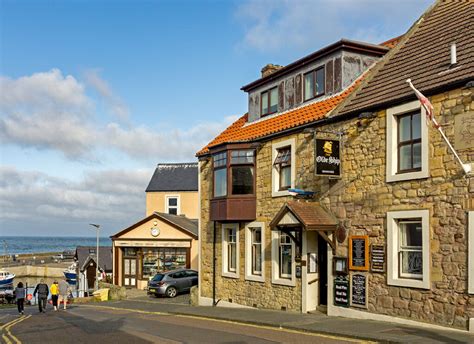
[261,64,284,78]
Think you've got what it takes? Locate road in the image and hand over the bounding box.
[1,305,366,344]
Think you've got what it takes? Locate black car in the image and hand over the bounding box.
[147,269,198,298]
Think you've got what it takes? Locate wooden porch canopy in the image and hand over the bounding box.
[269,201,338,251]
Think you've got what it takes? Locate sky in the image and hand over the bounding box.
[0,0,433,237]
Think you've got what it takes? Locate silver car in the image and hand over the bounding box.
[147,269,198,298]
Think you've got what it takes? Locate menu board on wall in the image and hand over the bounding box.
[349,235,369,271]
[351,273,367,308]
[334,276,350,307]
[370,245,385,272]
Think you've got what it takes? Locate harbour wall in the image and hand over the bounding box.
[8,265,64,278]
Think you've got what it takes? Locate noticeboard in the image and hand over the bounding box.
[370,244,385,273]
[349,235,369,271]
[334,276,349,307]
[350,273,367,308]
[315,138,341,177]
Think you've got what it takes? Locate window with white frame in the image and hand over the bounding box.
[165,195,180,215]
[272,138,296,197]
[222,224,239,278]
[387,210,430,289]
[386,100,429,182]
[245,222,265,282]
[271,230,296,286]
[468,212,474,294]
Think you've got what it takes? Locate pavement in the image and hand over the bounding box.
[80,292,474,344]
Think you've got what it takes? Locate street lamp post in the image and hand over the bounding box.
[89,223,100,291]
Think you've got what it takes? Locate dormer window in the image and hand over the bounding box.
[304,67,325,101]
[261,87,278,116]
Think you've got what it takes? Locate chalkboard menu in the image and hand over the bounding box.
[349,235,369,271]
[351,273,367,308]
[370,245,385,272]
[334,276,349,307]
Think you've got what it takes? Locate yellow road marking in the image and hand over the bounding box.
[81,304,374,343]
[1,315,30,344]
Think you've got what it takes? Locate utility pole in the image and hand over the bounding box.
[89,224,100,291]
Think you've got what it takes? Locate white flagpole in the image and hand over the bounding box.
[406,79,471,175]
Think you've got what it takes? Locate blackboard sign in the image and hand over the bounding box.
[351,273,367,308]
[315,138,341,177]
[349,235,369,271]
[371,245,385,272]
[334,276,349,307]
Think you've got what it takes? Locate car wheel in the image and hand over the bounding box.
[166,286,177,298]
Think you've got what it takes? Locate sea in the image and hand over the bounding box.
[1,236,112,255]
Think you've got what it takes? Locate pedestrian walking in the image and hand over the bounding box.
[58,279,69,310]
[51,281,59,311]
[33,279,49,313]
[14,282,25,315]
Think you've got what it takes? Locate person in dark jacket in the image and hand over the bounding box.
[14,282,25,315]
[33,279,49,313]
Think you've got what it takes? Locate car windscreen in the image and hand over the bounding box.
[152,274,164,282]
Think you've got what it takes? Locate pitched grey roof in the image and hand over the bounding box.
[75,246,113,272]
[146,163,198,192]
[155,212,198,237]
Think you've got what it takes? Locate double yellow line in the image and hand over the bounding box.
[0,315,30,344]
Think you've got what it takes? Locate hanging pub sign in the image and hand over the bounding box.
[351,273,368,308]
[349,235,369,271]
[334,276,349,307]
[315,138,341,177]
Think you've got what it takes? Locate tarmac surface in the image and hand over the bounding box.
[1,292,474,343]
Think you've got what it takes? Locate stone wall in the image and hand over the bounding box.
[199,85,473,328]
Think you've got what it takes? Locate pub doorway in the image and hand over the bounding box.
[318,236,328,306]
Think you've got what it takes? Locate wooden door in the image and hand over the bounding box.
[123,257,137,288]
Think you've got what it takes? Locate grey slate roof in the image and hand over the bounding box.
[146,163,198,192]
[75,246,113,272]
[154,212,198,237]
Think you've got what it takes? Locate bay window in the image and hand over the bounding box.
[212,149,255,197]
[213,152,227,197]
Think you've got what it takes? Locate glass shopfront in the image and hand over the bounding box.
[142,247,188,279]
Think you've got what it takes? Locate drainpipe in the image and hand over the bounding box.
[212,221,216,306]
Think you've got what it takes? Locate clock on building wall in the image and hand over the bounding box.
[151,227,160,237]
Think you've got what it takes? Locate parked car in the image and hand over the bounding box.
[147,269,198,298]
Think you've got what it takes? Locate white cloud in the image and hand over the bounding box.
[0,69,98,159]
[235,0,432,53]
[0,166,149,235]
[83,69,130,122]
[0,69,237,162]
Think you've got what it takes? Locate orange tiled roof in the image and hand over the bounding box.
[196,77,363,156]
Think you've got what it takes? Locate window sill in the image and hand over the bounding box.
[271,278,296,287]
[222,272,239,279]
[272,190,290,198]
[386,169,429,183]
[245,275,265,283]
[387,276,429,289]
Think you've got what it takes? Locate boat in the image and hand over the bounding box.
[0,270,15,286]
[63,263,77,281]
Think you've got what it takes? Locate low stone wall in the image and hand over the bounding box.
[8,265,64,278]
